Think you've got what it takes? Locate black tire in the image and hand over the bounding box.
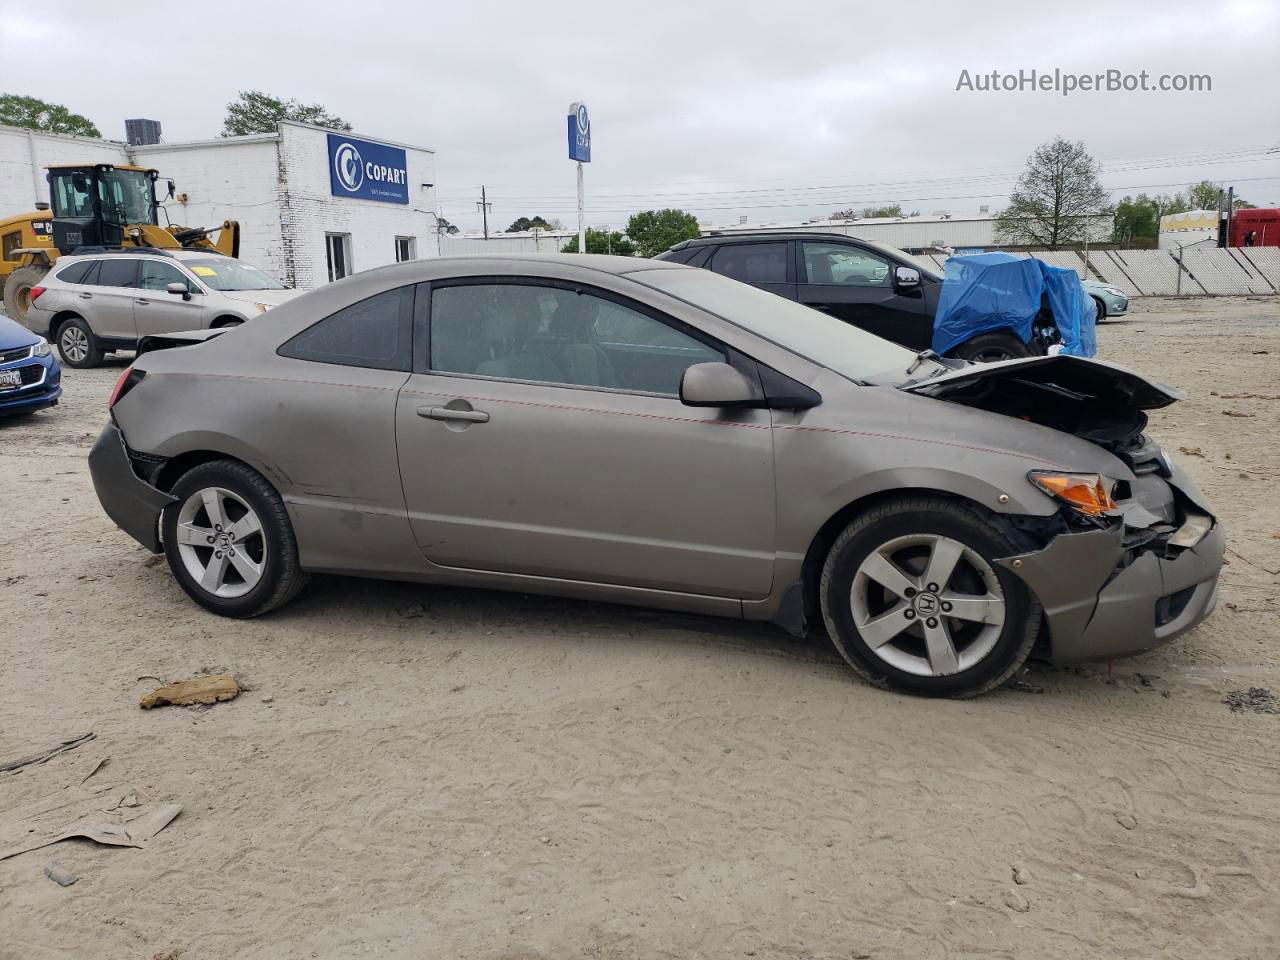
[161,459,308,618]
[212,317,244,328]
[1091,296,1107,323]
[950,332,1033,364]
[55,317,103,369]
[3,265,49,324]
[819,496,1041,698]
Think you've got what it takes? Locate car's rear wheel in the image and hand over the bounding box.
[161,459,308,617]
[56,317,103,368]
[950,332,1033,364]
[1091,296,1107,323]
[820,496,1041,697]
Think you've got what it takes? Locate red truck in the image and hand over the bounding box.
[1230,208,1280,247]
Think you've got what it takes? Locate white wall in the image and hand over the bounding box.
[277,122,438,288]
[439,232,579,255]
[133,137,286,279]
[0,124,126,215]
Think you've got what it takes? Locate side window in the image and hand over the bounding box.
[97,259,139,288]
[710,243,788,284]
[140,260,193,292]
[430,283,723,395]
[1,231,19,261]
[802,242,891,287]
[55,260,94,285]
[279,286,413,371]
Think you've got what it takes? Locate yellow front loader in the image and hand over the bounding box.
[0,163,239,322]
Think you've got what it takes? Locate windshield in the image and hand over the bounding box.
[96,169,156,226]
[634,267,938,383]
[185,259,284,291]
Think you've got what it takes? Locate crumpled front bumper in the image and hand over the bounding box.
[88,422,175,554]
[998,512,1224,664]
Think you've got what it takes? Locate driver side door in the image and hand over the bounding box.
[394,278,778,600]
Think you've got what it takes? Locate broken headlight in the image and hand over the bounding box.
[1027,471,1119,517]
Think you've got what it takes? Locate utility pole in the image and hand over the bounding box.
[476,186,492,241]
[1225,186,1235,249]
[1217,189,1227,248]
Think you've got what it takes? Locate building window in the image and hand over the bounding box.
[326,233,352,283]
[395,236,416,262]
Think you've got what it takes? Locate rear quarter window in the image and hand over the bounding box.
[55,260,96,284]
[278,286,414,371]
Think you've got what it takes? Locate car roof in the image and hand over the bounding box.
[55,248,224,262]
[669,231,876,250]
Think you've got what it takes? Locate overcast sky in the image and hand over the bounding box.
[3,0,1277,232]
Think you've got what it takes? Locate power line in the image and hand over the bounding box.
[435,145,1278,204]
[438,174,1280,218]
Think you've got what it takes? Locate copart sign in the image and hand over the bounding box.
[327,134,409,205]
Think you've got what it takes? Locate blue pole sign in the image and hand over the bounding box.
[568,102,590,163]
[327,133,410,204]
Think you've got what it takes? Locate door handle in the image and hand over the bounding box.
[78,292,92,299]
[135,298,150,306]
[418,405,489,423]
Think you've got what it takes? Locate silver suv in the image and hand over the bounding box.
[22,250,302,368]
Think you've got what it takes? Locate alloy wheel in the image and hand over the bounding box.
[849,533,1006,677]
[174,486,267,598]
[61,327,89,364]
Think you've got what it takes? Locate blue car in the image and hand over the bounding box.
[0,314,61,416]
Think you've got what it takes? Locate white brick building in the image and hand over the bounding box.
[1,121,438,288]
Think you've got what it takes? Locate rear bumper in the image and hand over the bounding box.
[88,422,175,553]
[1000,519,1224,664]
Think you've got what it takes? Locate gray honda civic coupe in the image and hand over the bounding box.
[89,254,1223,697]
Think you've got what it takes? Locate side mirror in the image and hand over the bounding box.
[166,281,191,301]
[166,180,176,199]
[894,266,921,289]
[680,362,757,408]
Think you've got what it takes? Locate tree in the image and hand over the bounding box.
[435,216,459,236]
[624,208,700,258]
[222,90,351,137]
[0,94,100,137]
[994,137,1111,248]
[560,229,636,255]
[1112,191,1192,244]
[506,216,559,233]
[832,204,904,219]
[1185,179,1254,211]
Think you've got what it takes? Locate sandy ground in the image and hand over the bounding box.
[1,296,1278,960]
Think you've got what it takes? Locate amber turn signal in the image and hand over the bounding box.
[1027,472,1118,516]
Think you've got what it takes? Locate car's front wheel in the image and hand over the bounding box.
[1091,296,1107,323]
[161,459,308,617]
[820,497,1040,697]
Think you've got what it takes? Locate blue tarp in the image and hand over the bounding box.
[931,253,1096,358]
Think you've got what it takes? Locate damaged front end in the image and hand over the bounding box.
[902,354,1224,663]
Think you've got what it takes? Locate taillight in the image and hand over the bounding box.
[109,366,146,408]
[30,286,46,301]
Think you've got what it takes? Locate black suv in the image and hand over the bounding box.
[657,232,1034,361]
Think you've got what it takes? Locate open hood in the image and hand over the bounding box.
[899,354,1182,453]
[901,354,1181,410]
